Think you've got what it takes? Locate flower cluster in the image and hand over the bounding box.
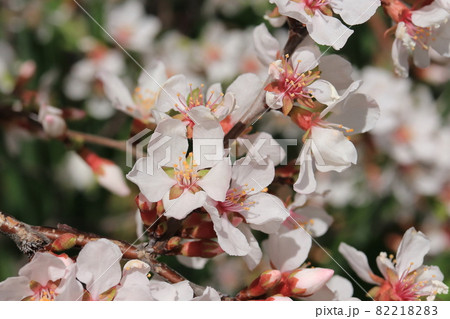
[0,0,449,303]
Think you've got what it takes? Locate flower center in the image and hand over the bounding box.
[25,280,59,301]
[291,0,332,16]
[173,84,226,132]
[172,152,202,190]
[283,209,315,231]
[399,12,434,51]
[218,185,256,213]
[267,57,322,110]
[133,86,158,118]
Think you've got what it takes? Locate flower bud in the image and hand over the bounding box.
[135,194,165,227]
[236,270,282,300]
[180,240,224,258]
[51,233,77,251]
[281,268,334,297]
[81,149,130,197]
[38,105,67,138]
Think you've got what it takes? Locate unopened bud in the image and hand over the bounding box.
[236,270,282,300]
[167,236,182,251]
[264,294,292,301]
[182,213,215,239]
[81,149,130,197]
[280,268,334,297]
[136,194,164,227]
[51,233,77,251]
[180,240,224,258]
[38,105,67,138]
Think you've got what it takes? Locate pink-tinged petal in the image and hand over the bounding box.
[96,162,130,197]
[239,224,263,271]
[338,0,380,25]
[319,55,354,92]
[163,191,207,220]
[205,203,251,256]
[0,276,33,301]
[395,227,430,275]
[289,268,334,296]
[242,193,288,234]
[267,226,311,272]
[327,93,380,134]
[19,252,67,286]
[155,74,189,112]
[253,23,280,66]
[148,118,188,167]
[231,157,275,192]
[126,157,176,202]
[76,239,123,299]
[311,126,357,172]
[192,286,221,301]
[97,71,134,112]
[272,0,310,24]
[291,45,321,73]
[411,3,449,28]
[392,38,410,77]
[308,14,353,50]
[294,140,317,194]
[197,158,231,202]
[338,242,378,285]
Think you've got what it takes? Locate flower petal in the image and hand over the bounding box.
[205,203,251,256]
[126,157,176,202]
[0,276,33,301]
[253,23,280,66]
[242,193,288,233]
[326,93,380,134]
[163,191,207,219]
[395,227,430,275]
[76,239,123,299]
[338,242,378,285]
[197,158,231,202]
[267,226,312,272]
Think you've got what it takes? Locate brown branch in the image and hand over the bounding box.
[223,19,308,148]
[66,130,129,153]
[0,211,235,300]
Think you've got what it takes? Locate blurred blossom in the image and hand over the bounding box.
[106,0,161,53]
[57,151,95,191]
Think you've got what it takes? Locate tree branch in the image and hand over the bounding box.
[0,211,235,300]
